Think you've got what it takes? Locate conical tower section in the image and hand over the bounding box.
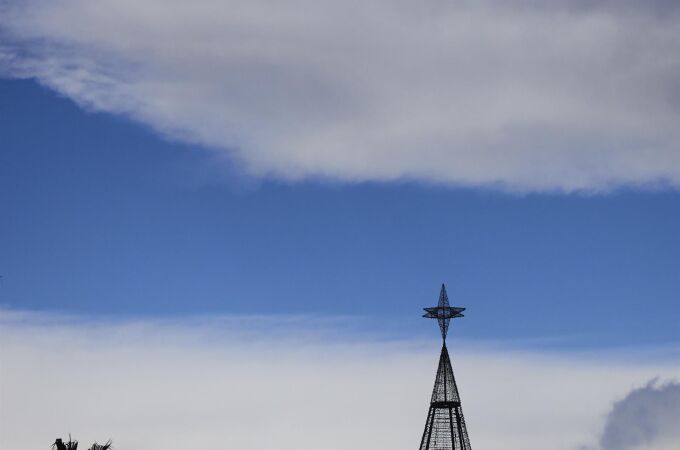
[419,285,472,450]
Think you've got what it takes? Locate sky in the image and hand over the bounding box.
[1,78,678,347]
[0,1,679,450]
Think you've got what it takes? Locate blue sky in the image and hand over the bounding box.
[1,78,678,347]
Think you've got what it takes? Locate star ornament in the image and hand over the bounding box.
[423,284,465,341]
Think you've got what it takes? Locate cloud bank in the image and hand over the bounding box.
[1,309,679,450]
[1,0,680,191]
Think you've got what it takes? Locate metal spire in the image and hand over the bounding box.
[418,284,472,450]
[422,284,465,341]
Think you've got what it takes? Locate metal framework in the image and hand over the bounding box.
[419,284,472,450]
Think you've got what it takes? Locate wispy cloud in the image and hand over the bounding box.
[1,309,678,450]
[1,0,680,191]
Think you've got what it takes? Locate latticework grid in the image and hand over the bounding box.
[419,285,472,450]
[418,345,472,450]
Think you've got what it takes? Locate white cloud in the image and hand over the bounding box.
[1,309,678,450]
[1,0,680,191]
[598,380,680,450]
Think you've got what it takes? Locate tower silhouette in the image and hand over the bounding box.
[419,284,472,450]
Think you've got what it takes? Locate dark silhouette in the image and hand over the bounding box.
[418,284,472,450]
[52,437,112,450]
[52,437,76,450]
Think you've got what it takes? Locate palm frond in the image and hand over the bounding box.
[89,440,113,450]
[52,435,78,450]
[66,434,78,450]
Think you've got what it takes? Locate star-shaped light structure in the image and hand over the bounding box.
[423,284,465,341]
